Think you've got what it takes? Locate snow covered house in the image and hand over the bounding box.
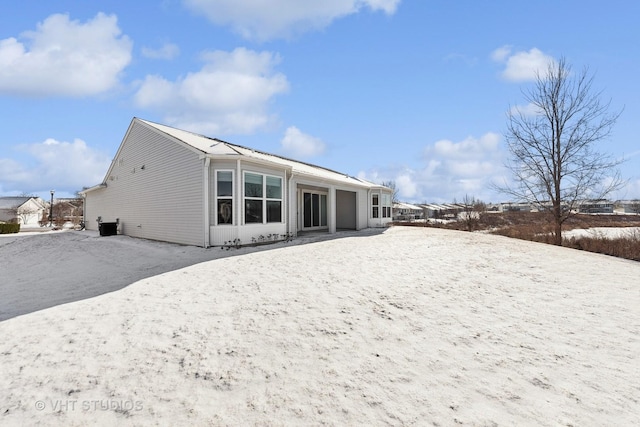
[82,118,393,247]
[393,202,424,221]
[0,197,46,227]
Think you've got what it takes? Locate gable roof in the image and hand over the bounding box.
[135,118,386,190]
[0,197,45,210]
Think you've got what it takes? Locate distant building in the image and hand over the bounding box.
[420,203,465,219]
[614,200,640,214]
[498,202,533,213]
[392,202,424,221]
[52,198,84,225]
[577,199,614,214]
[0,197,46,227]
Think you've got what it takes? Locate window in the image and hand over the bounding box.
[372,193,379,218]
[244,173,263,223]
[266,176,282,223]
[382,193,392,218]
[244,172,283,224]
[216,171,233,225]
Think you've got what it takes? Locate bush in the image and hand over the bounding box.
[412,211,640,262]
[0,223,20,234]
[564,230,640,261]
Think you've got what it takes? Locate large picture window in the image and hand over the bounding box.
[382,193,392,218]
[244,172,282,224]
[216,171,233,225]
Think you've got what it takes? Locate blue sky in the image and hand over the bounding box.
[1,0,638,203]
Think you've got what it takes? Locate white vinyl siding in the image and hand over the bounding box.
[84,121,204,246]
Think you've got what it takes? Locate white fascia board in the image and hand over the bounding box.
[79,184,107,195]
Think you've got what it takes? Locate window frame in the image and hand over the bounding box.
[243,171,284,225]
[372,193,379,218]
[215,169,234,225]
[382,193,392,218]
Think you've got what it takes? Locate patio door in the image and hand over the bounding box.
[302,191,327,229]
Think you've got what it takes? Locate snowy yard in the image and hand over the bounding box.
[1,226,639,426]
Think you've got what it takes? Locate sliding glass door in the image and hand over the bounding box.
[302,191,327,229]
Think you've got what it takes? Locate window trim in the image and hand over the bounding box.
[382,193,392,218]
[215,169,235,225]
[372,193,379,218]
[243,171,284,225]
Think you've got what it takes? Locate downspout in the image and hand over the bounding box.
[203,157,211,248]
[367,188,371,229]
[236,159,242,239]
[288,171,296,237]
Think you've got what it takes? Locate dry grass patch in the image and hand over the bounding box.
[405,212,640,261]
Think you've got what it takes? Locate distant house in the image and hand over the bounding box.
[498,202,533,213]
[0,197,46,227]
[393,202,424,221]
[420,203,465,219]
[81,118,393,247]
[52,198,84,226]
[614,200,640,215]
[577,199,614,214]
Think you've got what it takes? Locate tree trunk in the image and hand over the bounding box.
[553,220,562,246]
[553,202,563,246]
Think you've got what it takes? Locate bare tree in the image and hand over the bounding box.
[381,180,399,204]
[499,57,624,245]
[16,206,39,225]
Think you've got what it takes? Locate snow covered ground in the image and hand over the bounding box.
[1,227,639,426]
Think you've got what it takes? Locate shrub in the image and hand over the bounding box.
[564,230,640,261]
[0,223,20,234]
[419,211,640,262]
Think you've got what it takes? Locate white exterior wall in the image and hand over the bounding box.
[287,176,372,234]
[0,199,44,227]
[209,159,288,246]
[20,199,44,226]
[85,121,205,246]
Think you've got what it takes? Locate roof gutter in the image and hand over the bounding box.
[78,183,107,195]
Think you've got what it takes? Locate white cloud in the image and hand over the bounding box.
[490,45,511,62]
[491,46,555,82]
[280,127,326,158]
[358,133,506,203]
[395,173,418,199]
[0,139,111,196]
[430,133,500,160]
[0,13,132,97]
[183,0,401,41]
[142,43,180,60]
[134,48,289,135]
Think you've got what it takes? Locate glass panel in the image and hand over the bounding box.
[217,171,233,197]
[312,194,319,227]
[245,173,263,197]
[267,201,281,223]
[304,193,312,228]
[217,199,233,224]
[372,194,379,206]
[266,176,281,199]
[373,206,379,218]
[320,194,327,226]
[245,199,263,223]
